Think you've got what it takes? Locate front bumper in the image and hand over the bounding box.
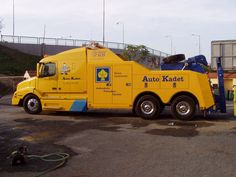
[12,92,21,105]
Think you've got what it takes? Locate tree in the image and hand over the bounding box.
[122,45,161,70]
[123,45,149,62]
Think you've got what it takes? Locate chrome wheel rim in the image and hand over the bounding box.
[176,101,191,116]
[27,98,39,112]
[141,101,155,115]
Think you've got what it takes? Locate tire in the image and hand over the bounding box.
[132,108,138,116]
[171,95,196,121]
[135,95,162,120]
[160,105,165,114]
[23,94,42,114]
[163,54,185,64]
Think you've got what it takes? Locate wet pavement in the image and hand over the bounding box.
[0,99,236,177]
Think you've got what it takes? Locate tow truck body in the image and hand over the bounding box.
[12,45,217,120]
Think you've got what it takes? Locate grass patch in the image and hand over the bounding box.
[0,44,40,76]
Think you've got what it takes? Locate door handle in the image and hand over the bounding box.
[52,87,57,90]
[126,83,132,86]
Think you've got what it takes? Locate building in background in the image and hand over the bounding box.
[210,40,236,100]
[211,40,236,71]
[208,72,235,100]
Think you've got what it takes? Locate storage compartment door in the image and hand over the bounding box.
[93,66,113,104]
[112,65,132,105]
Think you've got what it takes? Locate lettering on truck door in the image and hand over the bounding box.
[93,66,113,104]
[112,64,132,105]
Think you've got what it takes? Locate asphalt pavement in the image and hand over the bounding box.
[0,96,236,177]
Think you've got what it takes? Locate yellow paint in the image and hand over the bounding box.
[12,46,215,112]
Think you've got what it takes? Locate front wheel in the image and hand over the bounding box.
[23,94,42,114]
[171,95,196,121]
[135,95,162,120]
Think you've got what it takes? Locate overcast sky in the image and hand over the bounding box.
[1,0,236,61]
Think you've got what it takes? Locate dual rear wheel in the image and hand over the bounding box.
[135,95,196,121]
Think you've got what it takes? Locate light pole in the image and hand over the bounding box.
[165,35,173,55]
[102,0,105,46]
[13,0,15,40]
[116,21,125,48]
[192,34,201,55]
[43,24,46,44]
[0,19,3,40]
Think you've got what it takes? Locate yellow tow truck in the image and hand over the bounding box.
[12,44,215,120]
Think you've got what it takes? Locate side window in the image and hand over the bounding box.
[40,63,56,77]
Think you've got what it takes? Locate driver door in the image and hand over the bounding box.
[37,62,58,99]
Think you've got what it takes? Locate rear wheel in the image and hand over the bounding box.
[135,95,162,119]
[23,94,42,114]
[171,95,196,121]
[160,105,165,114]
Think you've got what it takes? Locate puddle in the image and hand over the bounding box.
[0,127,76,173]
[12,116,217,143]
[0,117,128,172]
[145,127,199,137]
[155,120,214,128]
[145,120,214,137]
[106,118,151,128]
[96,126,122,132]
[15,117,150,136]
[15,118,124,135]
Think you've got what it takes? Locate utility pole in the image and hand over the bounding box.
[116,21,125,48]
[13,0,15,41]
[0,19,3,41]
[102,0,105,46]
[43,24,46,43]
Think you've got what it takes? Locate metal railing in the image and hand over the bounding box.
[0,34,169,57]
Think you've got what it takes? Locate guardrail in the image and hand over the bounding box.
[0,76,24,79]
[0,34,169,57]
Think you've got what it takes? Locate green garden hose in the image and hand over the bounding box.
[26,152,70,177]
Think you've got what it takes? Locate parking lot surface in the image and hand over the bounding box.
[0,98,236,177]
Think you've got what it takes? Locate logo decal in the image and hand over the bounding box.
[96,67,110,82]
[61,63,70,75]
